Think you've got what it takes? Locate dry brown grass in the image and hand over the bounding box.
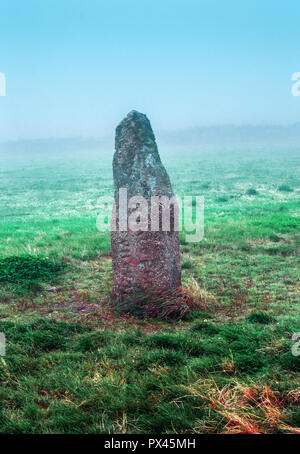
[182,379,300,434]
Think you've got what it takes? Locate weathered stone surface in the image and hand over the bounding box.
[111,110,181,300]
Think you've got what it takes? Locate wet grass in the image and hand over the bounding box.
[0,315,299,433]
[0,145,299,433]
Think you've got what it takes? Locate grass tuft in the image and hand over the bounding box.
[246,311,274,324]
[0,255,64,284]
[278,184,293,192]
[115,287,204,320]
[246,188,258,196]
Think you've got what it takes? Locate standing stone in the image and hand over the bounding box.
[111,110,181,300]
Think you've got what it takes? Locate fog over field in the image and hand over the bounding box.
[0,128,299,433]
[1,0,300,436]
[2,123,300,153]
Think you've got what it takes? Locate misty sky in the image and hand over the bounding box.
[1,0,300,140]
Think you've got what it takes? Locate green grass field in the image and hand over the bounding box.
[0,144,299,433]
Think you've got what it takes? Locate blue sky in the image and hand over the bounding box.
[1,0,300,140]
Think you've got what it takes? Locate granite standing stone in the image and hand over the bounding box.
[111,110,181,300]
